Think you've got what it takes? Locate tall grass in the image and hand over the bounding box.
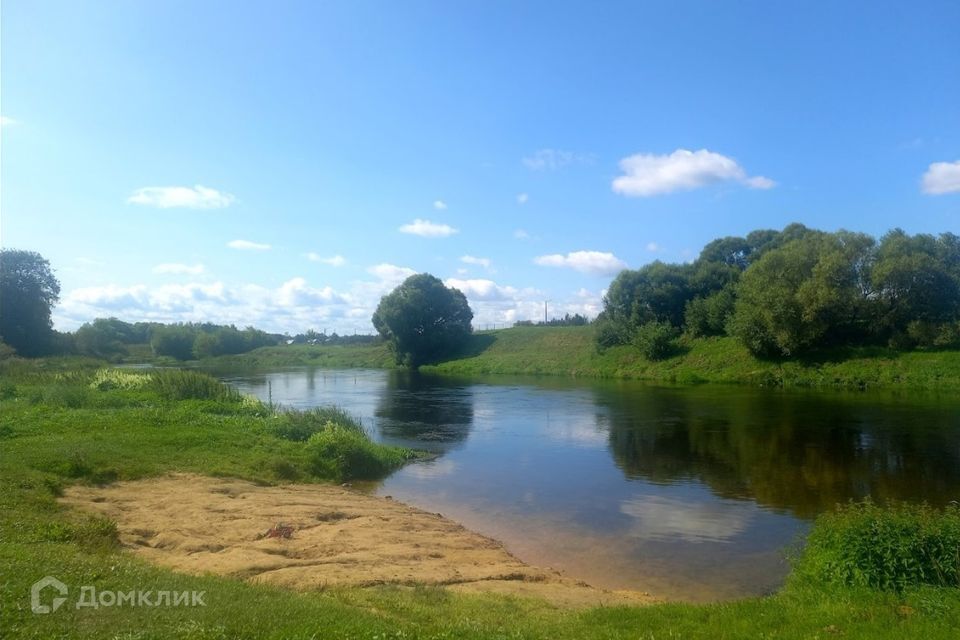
[794,500,960,591]
[270,405,362,441]
[306,423,417,482]
[150,369,242,401]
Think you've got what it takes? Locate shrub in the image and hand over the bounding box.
[151,369,240,401]
[306,424,414,481]
[632,321,679,361]
[271,406,361,442]
[89,368,152,391]
[795,500,960,591]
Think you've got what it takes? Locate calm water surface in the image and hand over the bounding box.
[219,368,960,601]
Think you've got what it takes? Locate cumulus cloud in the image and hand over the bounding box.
[433,200,448,210]
[1,115,19,127]
[522,149,593,171]
[227,239,271,251]
[127,185,235,209]
[306,253,346,266]
[612,149,775,197]
[513,229,530,240]
[444,278,515,301]
[275,277,348,307]
[922,160,960,195]
[534,250,627,275]
[460,255,492,269]
[398,218,458,237]
[646,242,662,252]
[367,263,417,284]
[516,192,529,204]
[152,263,205,275]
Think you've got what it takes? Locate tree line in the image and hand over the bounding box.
[596,224,960,359]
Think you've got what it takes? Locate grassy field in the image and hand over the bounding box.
[2,356,959,638]
[205,326,960,390]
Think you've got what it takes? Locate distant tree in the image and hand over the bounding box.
[74,318,131,358]
[729,231,875,356]
[0,249,61,356]
[871,230,960,345]
[150,325,196,360]
[372,274,473,367]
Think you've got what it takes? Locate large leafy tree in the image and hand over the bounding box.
[729,231,876,356]
[0,249,61,356]
[372,274,473,367]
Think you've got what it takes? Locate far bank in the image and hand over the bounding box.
[202,326,960,390]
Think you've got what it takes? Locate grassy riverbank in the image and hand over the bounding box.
[2,357,959,638]
[204,326,960,390]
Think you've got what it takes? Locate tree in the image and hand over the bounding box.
[150,325,196,360]
[0,249,61,356]
[729,231,875,356]
[372,274,473,367]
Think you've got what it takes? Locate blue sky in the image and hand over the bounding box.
[2,0,958,333]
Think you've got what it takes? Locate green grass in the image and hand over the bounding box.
[203,342,395,369]
[2,357,959,638]
[212,326,960,390]
[794,501,960,591]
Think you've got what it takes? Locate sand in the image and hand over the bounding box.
[61,473,657,608]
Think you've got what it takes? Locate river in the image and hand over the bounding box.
[219,368,960,601]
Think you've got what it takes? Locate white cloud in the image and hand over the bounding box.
[534,250,627,275]
[646,242,661,252]
[275,277,347,307]
[1,116,19,127]
[127,185,235,209]
[460,255,492,269]
[922,160,960,195]
[433,200,448,210]
[445,278,516,301]
[516,192,529,204]
[398,218,459,237]
[612,149,775,197]
[152,263,205,275]
[367,263,417,284]
[522,148,593,171]
[306,253,346,267]
[513,229,530,240]
[227,239,271,251]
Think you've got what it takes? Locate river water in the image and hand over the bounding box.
[219,368,960,601]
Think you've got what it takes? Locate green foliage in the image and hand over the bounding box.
[150,369,241,401]
[795,501,960,592]
[150,325,197,360]
[270,406,362,442]
[372,273,474,367]
[306,423,415,481]
[89,368,152,391]
[730,231,876,356]
[631,321,679,360]
[73,317,150,359]
[684,287,736,337]
[0,249,61,356]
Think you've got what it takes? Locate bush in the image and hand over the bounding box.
[684,288,735,337]
[306,424,414,481]
[632,321,679,360]
[150,369,240,401]
[271,406,361,442]
[795,500,960,591]
[89,368,152,391]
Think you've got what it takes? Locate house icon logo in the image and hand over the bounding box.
[31,576,68,614]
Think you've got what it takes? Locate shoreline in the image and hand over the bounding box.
[61,473,660,608]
